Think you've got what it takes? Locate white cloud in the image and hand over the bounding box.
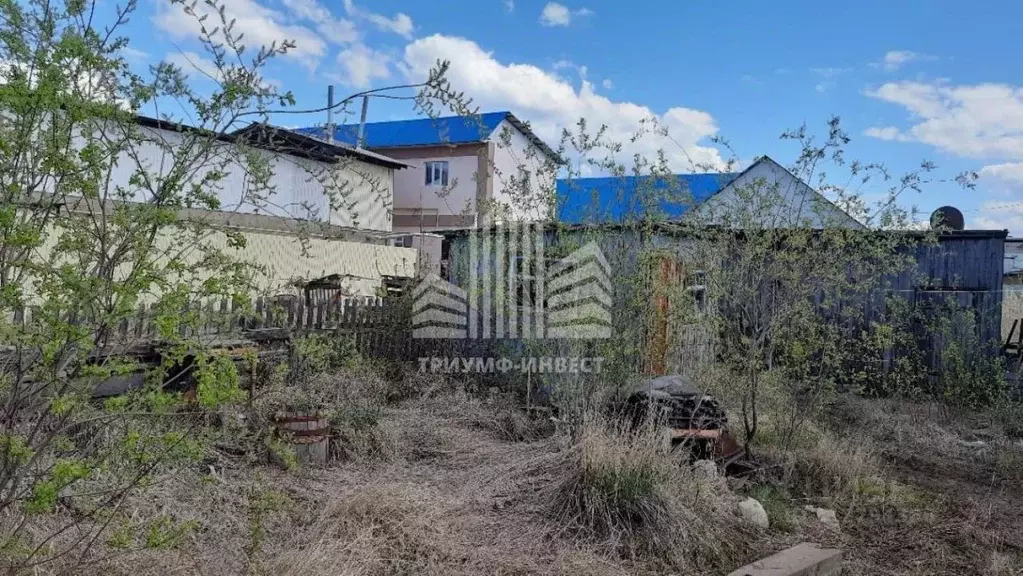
[153,0,327,70]
[540,3,571,26]
[401,34,726,171]
[343,0,414,39]
[866,80,1023,232]
[810,67,849,93]
[863,126,909,141]
[980,162,1023,185]
[864,81,1023,159]
[281,0,358,43]
[120,47,149,63]
[602,78,613,90]
[549,59,589,84]
[504,0,515,12]
[872,50,933,72]
[974,201,1023,232]
[539,2,592,27]
[335,44,391,89]
[165,51,280,91]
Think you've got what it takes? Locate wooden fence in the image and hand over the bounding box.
[4,296,414,360]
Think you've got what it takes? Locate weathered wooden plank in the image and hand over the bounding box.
[315,301,326,330]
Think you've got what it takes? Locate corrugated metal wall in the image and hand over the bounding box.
[886,234,1005,352]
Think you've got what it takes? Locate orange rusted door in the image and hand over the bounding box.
[645,255,682,375]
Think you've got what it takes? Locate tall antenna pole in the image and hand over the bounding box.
[326,85,335,144]
[357,95,369,148]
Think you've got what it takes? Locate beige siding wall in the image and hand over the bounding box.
[207,227,416,296]
[21,209,417,305]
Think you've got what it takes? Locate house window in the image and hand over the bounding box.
[424,161,449,187]
[686,269,707,313]
[392,235,413,248]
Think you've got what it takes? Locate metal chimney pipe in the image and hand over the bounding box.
[326,85,335,144]
[357,95,369,148]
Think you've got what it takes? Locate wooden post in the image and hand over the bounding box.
[134,304,146,340]
[254,297,265,330]
[248,353,256,409]
[220,297,229,334]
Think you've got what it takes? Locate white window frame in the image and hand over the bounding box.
[424,161,449,187]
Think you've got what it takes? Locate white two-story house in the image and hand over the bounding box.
[50,117,426,297]
[298,111,559,234]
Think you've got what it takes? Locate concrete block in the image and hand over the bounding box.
[727,542,843,576]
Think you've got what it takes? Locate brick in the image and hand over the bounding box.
[727,542,843,576]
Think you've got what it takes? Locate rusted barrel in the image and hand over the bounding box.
[273,411,330,466]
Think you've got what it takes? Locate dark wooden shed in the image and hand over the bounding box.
[436,225,1007,381]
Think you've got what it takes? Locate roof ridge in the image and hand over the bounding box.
[297,111,557,160]
[332,110,511,127]
[560,172,740,180]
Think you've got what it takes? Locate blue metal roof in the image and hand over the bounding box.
[556,173,739,224]
[297,111,511,149]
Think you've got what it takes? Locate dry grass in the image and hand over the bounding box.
[329,406,400,462]
[16,358,1023,576]
[794,395,1023,575]
[471,405,557,443]
[772,430,879,498]
[706,390,1023,575]
[548,413,754,573]
[18,383,780,576]
[272,484,456,576]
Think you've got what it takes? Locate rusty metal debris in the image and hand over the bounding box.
[626,374,744,466]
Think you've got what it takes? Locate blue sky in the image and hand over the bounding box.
[126,0,1023,232]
